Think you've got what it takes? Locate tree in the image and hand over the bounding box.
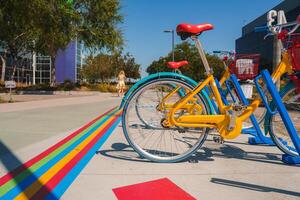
[0,0,123,85]
[32,1,78,85]
[0,50,7,82]
[81,52,140,83]
[73,0,123,51]
[33,0,123,85]
[0,0,38,81]
[82,54,114,83]
[147,42,224,81]
[113,52,141,80]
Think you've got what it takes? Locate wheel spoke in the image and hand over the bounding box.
[122,79,209,162]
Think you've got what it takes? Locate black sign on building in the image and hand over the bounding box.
[235,0,300,71]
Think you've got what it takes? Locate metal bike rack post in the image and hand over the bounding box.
[259,70,300,165]
[225,75,274,145]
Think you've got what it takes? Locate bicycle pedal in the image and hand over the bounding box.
[213,136,224,144]
[178,129,186,133]
[188,158,198,163]
[232,104,245,111]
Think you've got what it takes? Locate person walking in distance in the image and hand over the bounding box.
[117,70,126,97]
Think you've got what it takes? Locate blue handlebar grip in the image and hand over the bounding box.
[254,26,268,32]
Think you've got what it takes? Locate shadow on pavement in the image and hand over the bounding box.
[98,142,288,166]
[0,140,57,199]
[98,142,214,163]
[190,143,286,166]
[211,177,300,197]
[97,142,151,163]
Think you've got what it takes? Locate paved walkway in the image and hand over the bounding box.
[0,91,108,102]
[0,93,120,154]
[63,126,300,200]
[0,95,299,199]
[0,107,121,199]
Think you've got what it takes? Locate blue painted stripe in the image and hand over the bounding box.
[1,109,118,200]
[47,116,121,200]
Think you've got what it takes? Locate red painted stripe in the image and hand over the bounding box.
[113,178,196,200]
[31,112,121,200]
[0,107,117,186]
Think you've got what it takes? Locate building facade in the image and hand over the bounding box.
[0,40,83,84]
[0,51,33,84]
[235,0,300,71]
[55,40,83,83]
[34,55,52,84]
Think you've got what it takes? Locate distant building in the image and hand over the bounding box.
[34,55,52,84]
[55,40,83,83]
[235,0,300,71]
[0,51,34,84]
[0,40,84,84]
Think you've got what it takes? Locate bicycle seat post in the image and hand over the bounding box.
[191,36,213,76]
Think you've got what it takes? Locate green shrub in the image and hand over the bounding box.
[96,83,118,93]
[87,84,98,91]
[0,83,5,92]
[60,80,76,91]
[17,83,56,91]
[0,96,5,103]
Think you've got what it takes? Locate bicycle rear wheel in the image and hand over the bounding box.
[226,81,268,129]
[122,78,210,162]
[267,83,300,156]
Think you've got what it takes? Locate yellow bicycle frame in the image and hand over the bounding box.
[159,54,231,110]
[164,51,294,139]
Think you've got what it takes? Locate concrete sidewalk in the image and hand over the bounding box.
[63,125,300,200]
[0,92,118,113]
[0,93,120,164]
[0,97,299,200]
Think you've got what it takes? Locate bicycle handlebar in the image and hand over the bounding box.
[254,15,300,36]
[213,50,234,55]
[254,26,269,33]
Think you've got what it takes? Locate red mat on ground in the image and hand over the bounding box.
[112,178,196,200]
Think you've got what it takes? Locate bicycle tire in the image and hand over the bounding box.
[225,81,268,129]
[266,82,300,156]
[122,78,210,163]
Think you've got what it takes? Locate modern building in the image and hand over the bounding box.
[55,40,84,83]
[0,50,34,84]
[34,55,52,84]
[0,40,84,84]
[235,0,300,71]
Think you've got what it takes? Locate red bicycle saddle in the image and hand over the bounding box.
[176,23,214,40]
[167,60,189,69]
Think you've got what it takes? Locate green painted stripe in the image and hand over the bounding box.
[0,108,118,195]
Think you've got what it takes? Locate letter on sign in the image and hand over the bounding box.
[267,10,287,33]
[277,10,287,25]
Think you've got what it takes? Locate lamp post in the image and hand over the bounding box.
[163,29,175,62]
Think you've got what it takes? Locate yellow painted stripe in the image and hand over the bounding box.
[15,110,121,200]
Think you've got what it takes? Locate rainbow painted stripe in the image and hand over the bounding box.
[0,107,122,200]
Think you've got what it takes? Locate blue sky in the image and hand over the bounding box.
[120,0,282,76]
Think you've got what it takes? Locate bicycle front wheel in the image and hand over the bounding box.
[134,83,184,129]
[122,78,210,163]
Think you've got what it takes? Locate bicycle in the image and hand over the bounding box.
[212,51,268,130]
[122,17,300,163]
[133,51,272,146]
[263,32,300,157]
[137,51,267,129]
